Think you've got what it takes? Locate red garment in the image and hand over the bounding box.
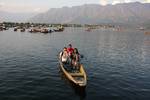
[67,47,74,55]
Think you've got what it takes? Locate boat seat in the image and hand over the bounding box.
[70,73,83,76]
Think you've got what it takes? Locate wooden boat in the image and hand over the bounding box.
[85,28,91,32]
[14,28,17,31]
[14,27,19,31]
[59,57,87,87]
[0,27,3,31]
[40,28,49,33]
[145,31,150,35]
[20,28,25,32]
[54,26,64,32]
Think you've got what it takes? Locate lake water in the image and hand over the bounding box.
[0,28,150,100]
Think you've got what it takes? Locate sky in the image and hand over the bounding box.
[0,0,150,13]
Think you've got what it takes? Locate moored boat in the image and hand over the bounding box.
[145,31,150,35]
[0,27,3,31]
[41,28,49,33]
[14,27,19,31]
[54,26,64,32]
[85,28,91,32]
[20,28,25,32]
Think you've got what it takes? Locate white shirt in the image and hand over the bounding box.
[59,51,68,62]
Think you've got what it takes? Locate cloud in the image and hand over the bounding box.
[100,0,107,6]
[112,0,133,5]
[112,0,121,5]
[124,0,132,3]
[101,0,131,5]
[144,0,150,3]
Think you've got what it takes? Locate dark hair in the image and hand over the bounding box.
[64,47,67,49]
[74,48,79,54]
[63,47,67,50]
[68,44,72,47]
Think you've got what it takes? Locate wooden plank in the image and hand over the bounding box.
[70,73,83,76]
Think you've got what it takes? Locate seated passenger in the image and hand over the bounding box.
[72,48,80,70]
[67,44,74,57]
[67,44,74,65]
[59,47,69,64]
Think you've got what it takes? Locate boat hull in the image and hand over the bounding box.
[59,59,87,87]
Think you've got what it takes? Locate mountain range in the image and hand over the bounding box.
[0,11,37,22]
[1,2,150,25]
[29,2,150,24]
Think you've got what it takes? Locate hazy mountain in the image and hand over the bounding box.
[30,2,150,24]
[0,11,37,22]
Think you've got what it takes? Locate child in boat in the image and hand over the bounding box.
[60,47,69,64]
[67,44,74,65]
[72,48,80,70]
[67,44,74,57]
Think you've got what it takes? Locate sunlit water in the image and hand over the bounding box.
[0,28,150,100]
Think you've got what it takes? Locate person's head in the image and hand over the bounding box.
[63,47,67,51]
[68,44,72,48]
[74,48,79,54]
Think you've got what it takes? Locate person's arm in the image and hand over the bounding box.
[76,54,79,62]
[59,52,62,59]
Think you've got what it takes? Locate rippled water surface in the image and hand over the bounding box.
[0,28,150,100]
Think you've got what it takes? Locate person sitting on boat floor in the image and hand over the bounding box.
[67,44,74,65]
[59,47,69,64]
[72,48,80,70]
